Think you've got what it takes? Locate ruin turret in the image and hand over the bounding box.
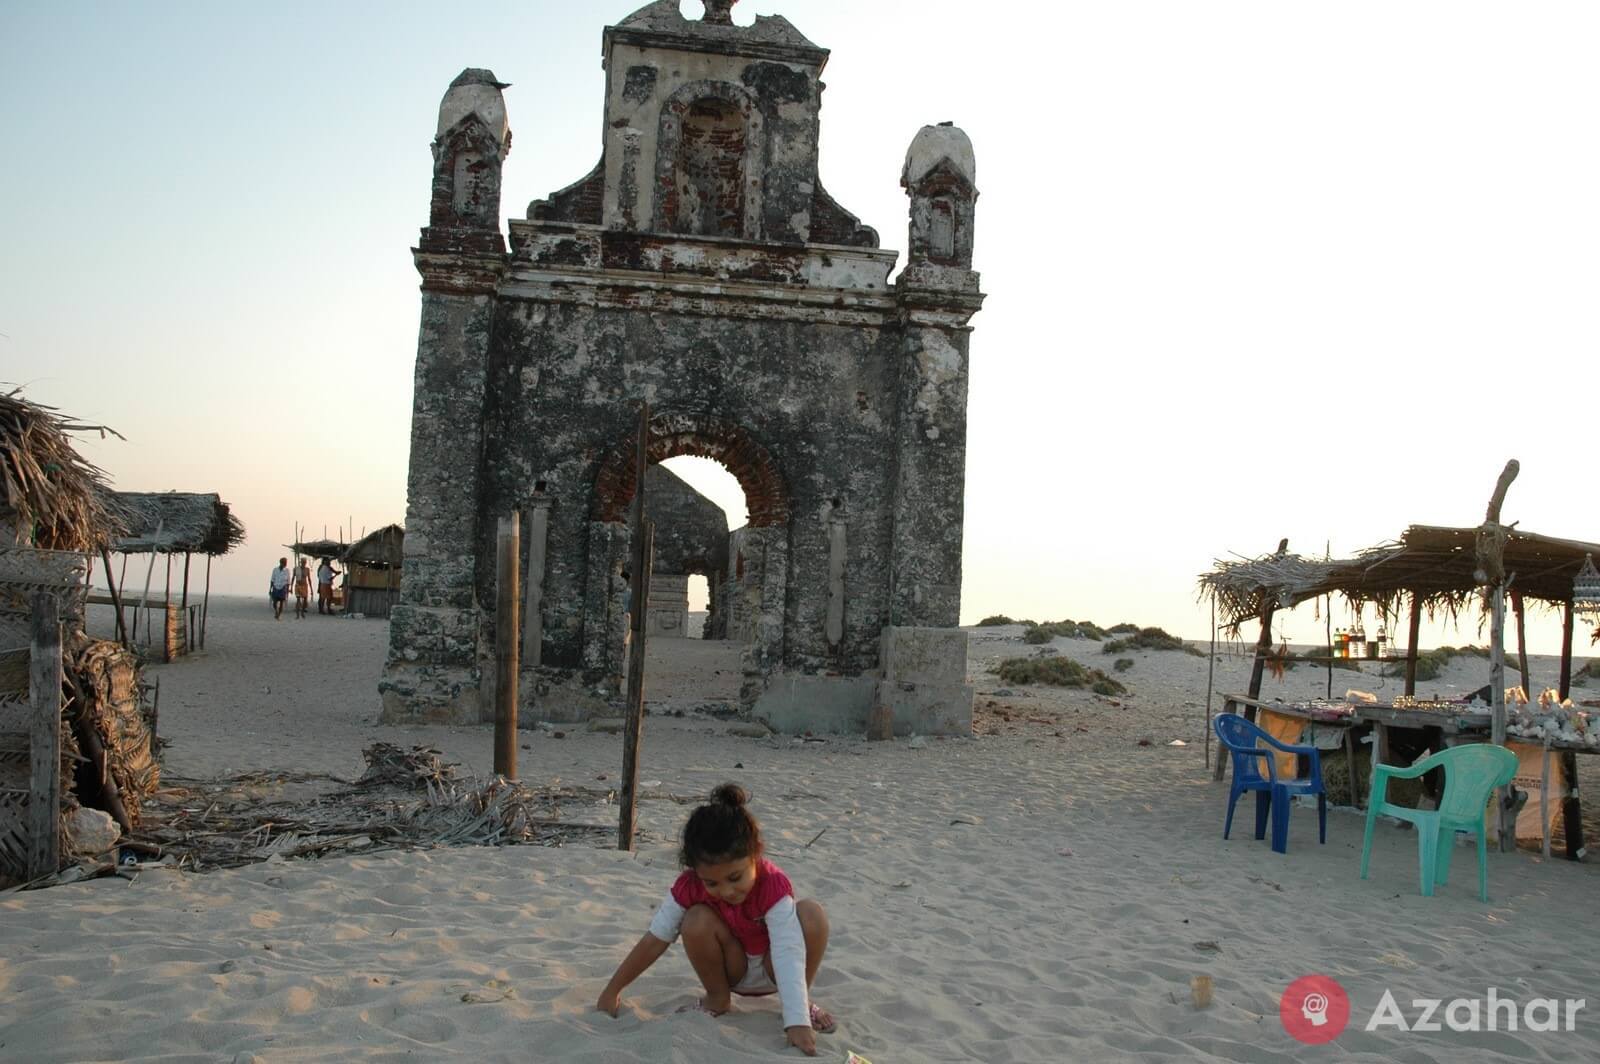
[422,68,511,255]
[898,123,979,292]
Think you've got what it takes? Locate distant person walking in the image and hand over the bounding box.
[317,557,340,615]
[293,558,314,619]
[269,558,292,620]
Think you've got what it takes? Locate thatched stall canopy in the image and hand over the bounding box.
[1201,520,1599,862]
[287,537,346,560]
[341,524,403,618]
[1202,525,1600,637]
[0,388,121,554]
[1201,525,1600,698]
[107,491,245,660]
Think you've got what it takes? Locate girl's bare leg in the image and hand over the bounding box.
[679,903,747,1013]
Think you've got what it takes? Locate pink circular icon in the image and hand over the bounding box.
[1280,975,1350,1045]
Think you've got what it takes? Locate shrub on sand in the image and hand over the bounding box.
[993,656,1127,694]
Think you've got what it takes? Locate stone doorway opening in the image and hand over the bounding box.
[589,414,790,707]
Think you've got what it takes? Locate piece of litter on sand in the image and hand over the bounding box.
[891,880,911,889]
[950,816,981,826]
[1168,739,1187,747]
[846,1053,875,1064]
[1192,940,1221,953]
[1190,975,1214,1009]
[641,780,661,788]
[1057,848,1074,857]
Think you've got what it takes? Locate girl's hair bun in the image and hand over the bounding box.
[710,782,748,808]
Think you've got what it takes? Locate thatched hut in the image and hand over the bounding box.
[342,524,404,618]
[0,391,157,885]
[0,387,121,553]
[108,491,244,660]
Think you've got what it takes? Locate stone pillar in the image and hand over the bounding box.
[381,70,511,725]
[739,525,789,705]
[889,123,983,627]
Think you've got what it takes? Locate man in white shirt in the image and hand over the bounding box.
[269,558,292,620]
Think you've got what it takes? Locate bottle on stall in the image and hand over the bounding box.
[1373,623,1386,659]
[1351,624,1366,660]
[1333,629,1345,658]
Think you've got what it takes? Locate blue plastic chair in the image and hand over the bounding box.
[1213,713,1327,854]
[1359,744,1518,902]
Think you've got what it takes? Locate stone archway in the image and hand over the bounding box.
[591,412,789,526]
[585,413,789,702]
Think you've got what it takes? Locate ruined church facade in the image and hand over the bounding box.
[381,1,984,733]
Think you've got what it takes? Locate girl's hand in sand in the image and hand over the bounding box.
[595,989,621,1017]
[786,1025,817,1056]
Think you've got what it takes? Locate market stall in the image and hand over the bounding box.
[1200,487,1599,860]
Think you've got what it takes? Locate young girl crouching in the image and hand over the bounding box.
[596,784,836,1055]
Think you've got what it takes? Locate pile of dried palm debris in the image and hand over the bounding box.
[7,744,623,888]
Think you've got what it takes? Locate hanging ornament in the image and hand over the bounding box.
[1575,554,1600,625]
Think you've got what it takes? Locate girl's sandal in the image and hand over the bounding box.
[809,1003,837,1033]
[676,1000,728,1017]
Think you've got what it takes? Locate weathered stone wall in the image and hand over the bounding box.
[476,301,901,678]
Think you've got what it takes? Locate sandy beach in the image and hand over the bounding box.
[2,598,1597,1063]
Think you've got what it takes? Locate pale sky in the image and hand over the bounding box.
[3,1,1596,655]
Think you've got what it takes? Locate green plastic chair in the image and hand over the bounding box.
[1359,744,1518,902]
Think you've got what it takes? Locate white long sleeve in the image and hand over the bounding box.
[764,895,810,1029]
[646,891,686,943]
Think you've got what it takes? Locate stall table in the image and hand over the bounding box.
[1216,693,1587,859]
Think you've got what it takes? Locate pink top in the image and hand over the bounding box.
[667,858,793,956]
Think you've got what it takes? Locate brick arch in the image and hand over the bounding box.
[591,413,789,527]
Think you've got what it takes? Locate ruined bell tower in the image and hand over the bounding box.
[382,1,984,734]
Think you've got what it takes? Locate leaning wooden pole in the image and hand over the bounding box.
[618,401,652,851]
[619,521,655,850]
[1475,459,1518,852]
[494,512,521,780]
[100,547,129,649]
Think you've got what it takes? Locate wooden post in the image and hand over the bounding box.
[1404,592,1423,696]
[1476,459,1518,852]
[619,521,655,851]
[28,594,62,880]
[1324,594,1333,700]
[1204,595,1216,770]
[1246,539,1289,702]
[100,547,129,649]
[136,524,161,651]
[162,551,174,662]
[522,496,550,668]
[1540,740,1552,859]
[178,551,192,655]
[1512,590,1531,697]
[494,513,520,780]
[618,401,652,851]
[1556,599,1585,860]
[201,554,212,649]
[1559,599,1574,697]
